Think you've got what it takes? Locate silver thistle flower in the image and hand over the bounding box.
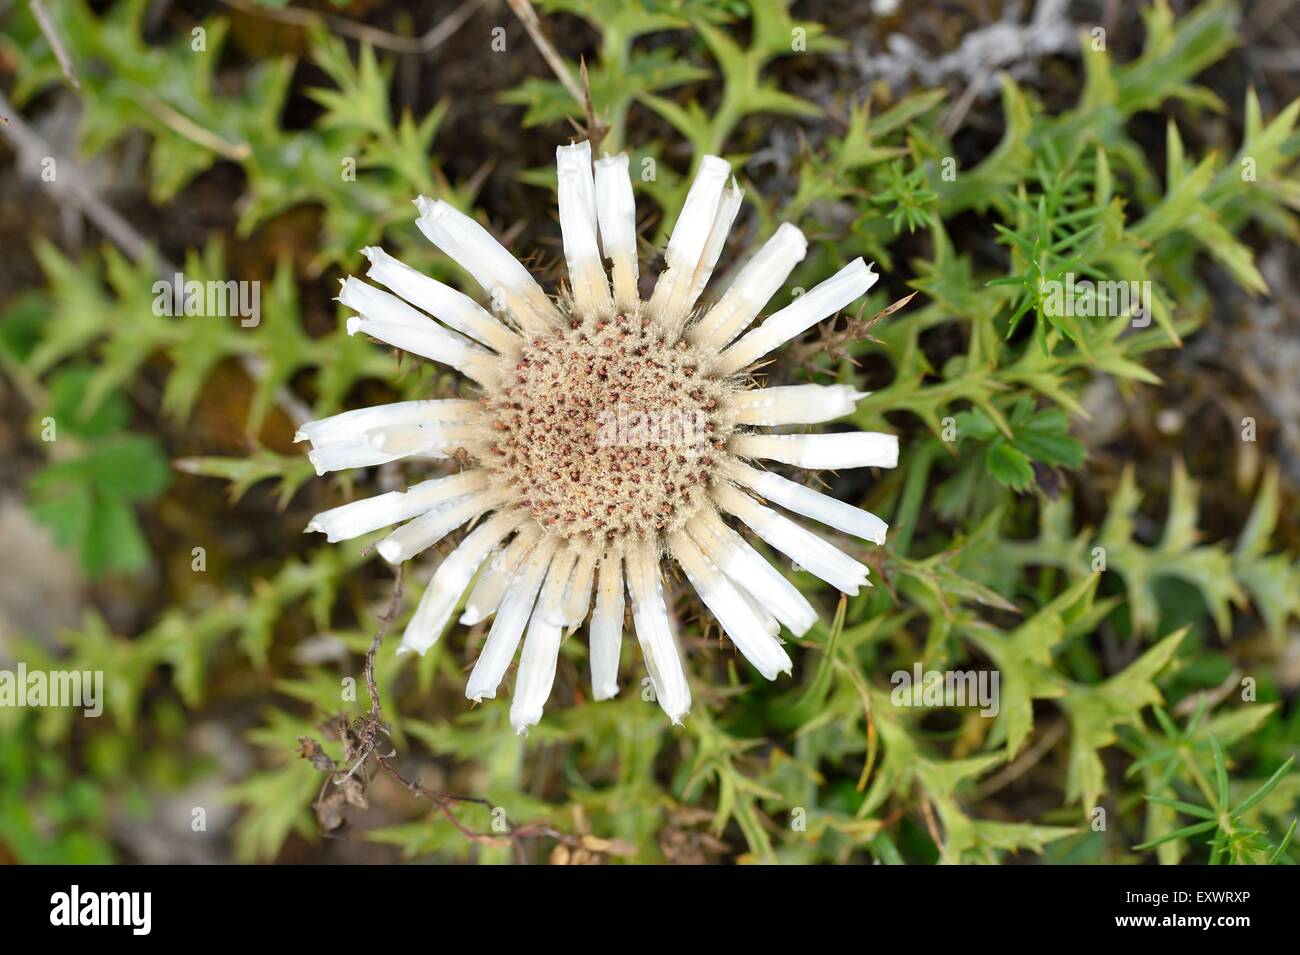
[300,141,897,732]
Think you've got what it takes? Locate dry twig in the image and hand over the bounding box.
[28,0,80,90]
[787,291,918,373]
[506,0,609,151]
[300,566,633,862]
[219,0,484,55]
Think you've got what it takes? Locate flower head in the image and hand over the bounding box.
[300,140,897,732]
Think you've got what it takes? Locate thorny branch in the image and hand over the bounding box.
[299,565,632,863]
[787,291,918,374]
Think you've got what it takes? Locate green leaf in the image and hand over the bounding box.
[986,441,1034,491]
[26,430,170,577]
[1232,757,1297,817]
[1062,630,1186,807]
[1133,818,1218,851]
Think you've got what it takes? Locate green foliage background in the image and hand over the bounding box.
[0,0,1298,864]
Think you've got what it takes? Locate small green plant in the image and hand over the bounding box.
[1133,705,1296,864]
